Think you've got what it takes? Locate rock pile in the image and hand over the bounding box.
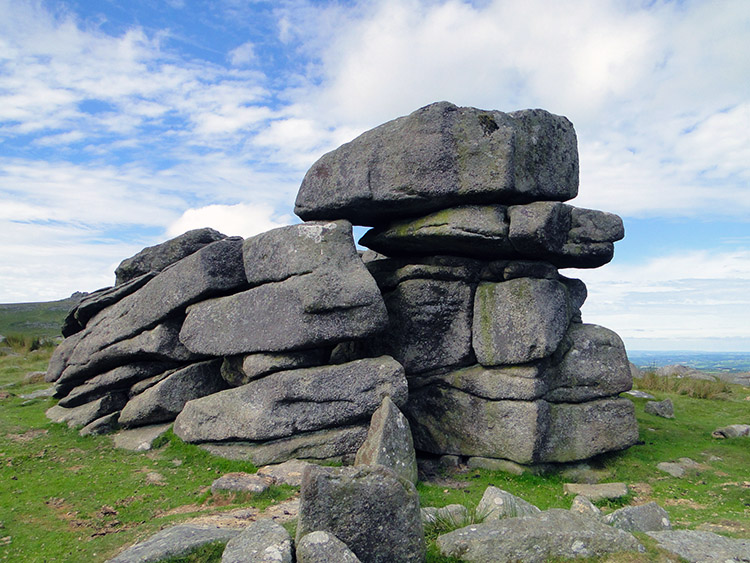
[46,101,637,467]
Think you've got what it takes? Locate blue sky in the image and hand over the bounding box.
[1,0,748,351]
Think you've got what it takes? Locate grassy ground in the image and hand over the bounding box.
[1,341,748,562]
[0,298,78,341]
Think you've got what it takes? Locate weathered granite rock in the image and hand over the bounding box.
[57,362,176,407]
[56,318,203,389]
[476,486,541,519]
[180,224,387,356]
[211,473,271,495]
[544,324,632,403]
[296,531,362,563]
[570,495,602,518]
[355,396,418,484]
[295,102,579,225]
[46,392,128,428]
[46,331,83,382]
[465,457,527,475]
[657,462,686,478]
[365,255,483,290]
[508,201,569,256]
[118,359,226,427]
[62,273,155,336]
[106,524,239,563]
[359,206,514,258]
[174,357,407,443]
[359,278,475,374]
[604,501,671,532]
[199,425,368,466]
[113,423,172,451]
[221,519,292,563]
[296,464,425,563]
[472,278,569,365]
[568,207,624,244]
[115,227,226,286]
[563,482,628,501]
[79,412,120,436]
[436,509,644,562]
[712,424,750,438]
[257,459,315,487]
[541,398,639,462]
[646,530,750,563]
[645,398,675,418]
[221,349,329,387]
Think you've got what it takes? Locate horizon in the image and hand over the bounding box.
[1,0,748,352]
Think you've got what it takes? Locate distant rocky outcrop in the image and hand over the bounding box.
[47,101,637,467]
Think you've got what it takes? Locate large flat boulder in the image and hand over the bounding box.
[173,357,407,443]
[114,227,226,286]
[295,102,578,225]
[296,465,425,563]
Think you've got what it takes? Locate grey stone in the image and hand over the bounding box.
[19,387,55,400]
[629,362,644,379]
[355,278,475,374]
[412,363,548,401]
[436,509,644,562]
[359,205,514,258]
[355,396,418,484]
[113,422,172,451]
[646,530,750,563]
[657,462,686,478]
[465,457,526,475]
[555,241,616,268]
[59,237,245,383]
[199,425,368,467]
[46,392,128,428]
[211,473,272,495]
[56,318,203,388]
[542,399,639,462]
[106,524,239,563]
[129,370,174,397]
[366,255,483,291]
[508,201,570,256]
[295,102,578,225]
[257,459,315,487]
[180,243,387,356]
[568,207,624,243]
[544,324,632,403]
[570,495,602,518]
[174,357,407,443]
[563,483,628,501]
[296,464,425,563]
[501,260,558,280]
[118,359,227,428]
[472,278,569,365]
[221,350,329,387]
[604,501,671,532]
[644,398,675,418]
[46,331,83,383]
[625,389,655,399]
[712,424,750,439]
[421,507,439,525]
[57,362,175,407]
[221,519,292,563]
[79,412,120,436]
[476,486,541,519]
[115,227,226,286]
[62,273,155,336]
[296,531,362,563]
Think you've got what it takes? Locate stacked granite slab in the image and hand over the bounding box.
[295,101,638,464]
[47,222,407,464]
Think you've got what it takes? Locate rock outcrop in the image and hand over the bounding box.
[47,101,637,468]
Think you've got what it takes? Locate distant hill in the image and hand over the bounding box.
[0,295,83,340]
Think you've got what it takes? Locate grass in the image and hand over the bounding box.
[0,345,748,562]
[0,298,78,341]
[634,370,733,399]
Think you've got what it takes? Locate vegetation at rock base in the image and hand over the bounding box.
[0,344,748,562]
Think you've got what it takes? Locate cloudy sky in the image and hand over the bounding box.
[1,0,748,352]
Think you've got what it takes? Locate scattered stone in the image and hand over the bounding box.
[647,530,750,563]
[644,398,674,418]
[435,504,470,524]
[562,483,628,501]
[465,457,526,475]
[113,423,172,452]
[624,389,655,399]
[296,530,362,563]
[712,424,750,439]
[296,464,425,563]
[46,392,128,429]
[436,509,644,562]
[257,459,315,487]
[23,371,46,384]
[421,507,439,525]
[221,518,293,563]
[19,387,55,400]
[476,487,541,520]
[355,396,418,484]
[569,495,601,518]
[657,462,686,478]
[211,473,272,495]
[603,501,671,532]
[79,412,120,436]
[106,524,239,563]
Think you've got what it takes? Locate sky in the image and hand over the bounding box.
[1,0,748,352]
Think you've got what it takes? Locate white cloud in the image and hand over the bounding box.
[167,203,293,238]
[229,41,256,66]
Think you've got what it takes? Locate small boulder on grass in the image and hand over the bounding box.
[712,424,750,439]
[221,519,292,563]
[257,459,314,487]
[570,495,602,519]
[562,483,628,501]
[603,501,671,532]
[211,473,272,495]
[476,486,541,519]
[296,531,361,563]
[644,398,674,418]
